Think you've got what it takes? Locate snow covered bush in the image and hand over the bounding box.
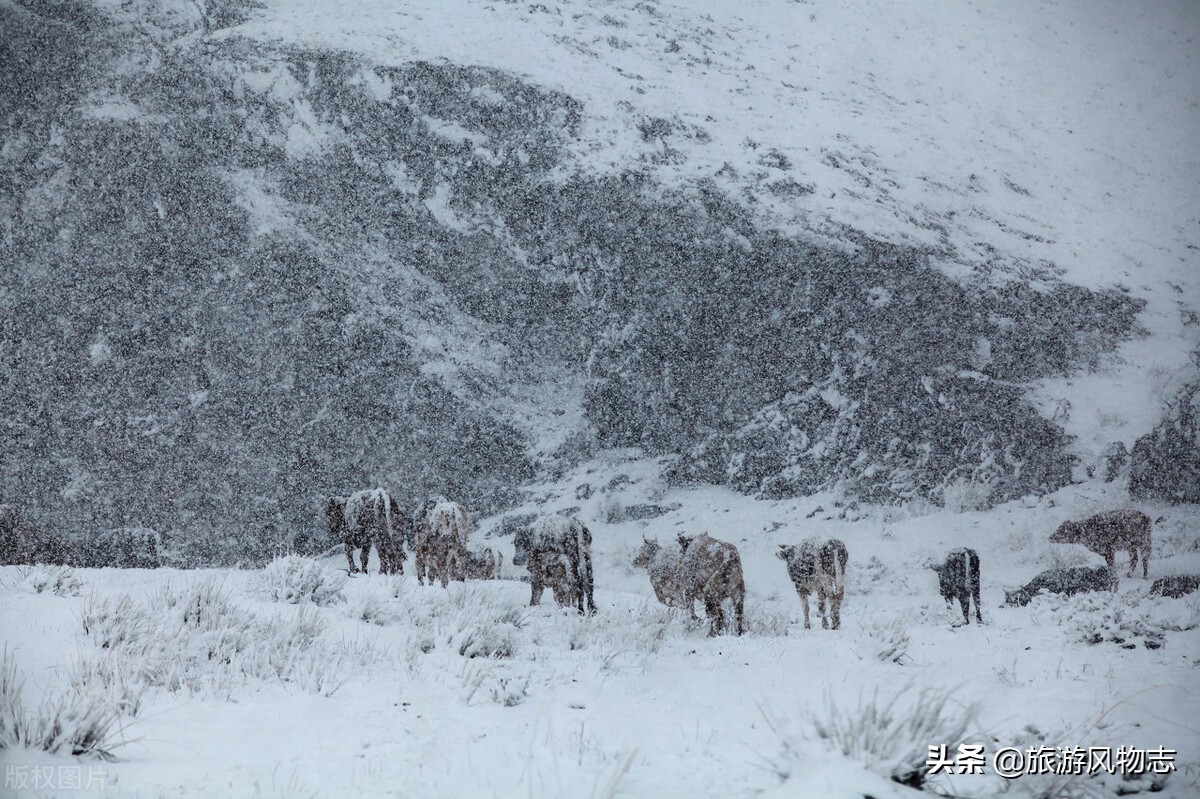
[15,564,85,596]
[857,617,912,664]
[1037,590,1200,650]
[1,649,123,759]
[79,580,361,699]
[939,475,996,513]
[261,555,347,606]
[768,683,980,790]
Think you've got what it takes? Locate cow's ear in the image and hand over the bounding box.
[777,544,786,549]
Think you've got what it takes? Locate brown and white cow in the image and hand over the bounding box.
[412,498,470,587]
[1050,509,1152,578]
[326,489,405,575]
[776,538,848,630]
[677,533,745,636]
[513,515,595,615]
[632,537,687,609]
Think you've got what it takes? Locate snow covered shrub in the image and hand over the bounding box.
[772,683,980,790]
[939,475,995,512]
[1040,590,1200,650]
[79,581,362,699]
[857,617,912,664]
[261,555,347,606]
[349,590,401,626]
[745,601,790,637]
[16,564,85,596]
[69,654,147,717]
[0,650,123,759]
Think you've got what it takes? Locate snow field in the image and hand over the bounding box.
[2,459,1198,797]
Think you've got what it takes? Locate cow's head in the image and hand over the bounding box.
[1050,520,1081,544]
[677,533,696,554]
[776,544,798,564]
[929,561,957,602]
[633,538,660,568]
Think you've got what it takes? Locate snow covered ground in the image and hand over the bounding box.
[2,458,1198,798]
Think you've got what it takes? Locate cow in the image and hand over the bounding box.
[776,538,849,630]
[461,547,501,580]
[1004,565,1119,607]
[412,498,470,587]
[929,548,982,625]
[326,489,405,575]
[677,532,745,636]
[1049,510,1152,579]
[512,515,595,615]
[632,537,687,609]
[1149,574,1200,599]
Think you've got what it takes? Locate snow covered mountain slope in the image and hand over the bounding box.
[1,0,1196,553]
[233,0,1198,450]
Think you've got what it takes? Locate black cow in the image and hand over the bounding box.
[930,548,982,624]
[512,515,595,615]
[1004,565,1118,607]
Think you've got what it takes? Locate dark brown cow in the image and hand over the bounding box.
[1050,509,1152,578]
[677,533,745,636]
[513,516,595,615]
[776,538,848,630]
[326,489,405,575]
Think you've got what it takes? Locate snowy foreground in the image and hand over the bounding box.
[2,459,1198,799]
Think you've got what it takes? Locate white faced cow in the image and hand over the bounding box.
[930,547,982,625]
[512,515,595,615]
[776,538,848,630]
[1050,509,1152,579]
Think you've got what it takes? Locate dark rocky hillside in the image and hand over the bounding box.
[0,0,1148,563]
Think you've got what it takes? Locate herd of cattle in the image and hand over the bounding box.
[2,498,1197,636]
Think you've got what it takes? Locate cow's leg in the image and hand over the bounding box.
[958,595,970,624]
[818,589,829,630]
[705,597,722,636]
[582,551,596,615]
[1127,547,1138,578]
[1142,542,1149,580]
[973,586,983,624]
[1105,550,1116,570]
[735,590,746,636]
[798,588,812,629]
[529,564,544,606]
[830,594,841,630]
[415,547,426,585]
[345,542,358,574]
